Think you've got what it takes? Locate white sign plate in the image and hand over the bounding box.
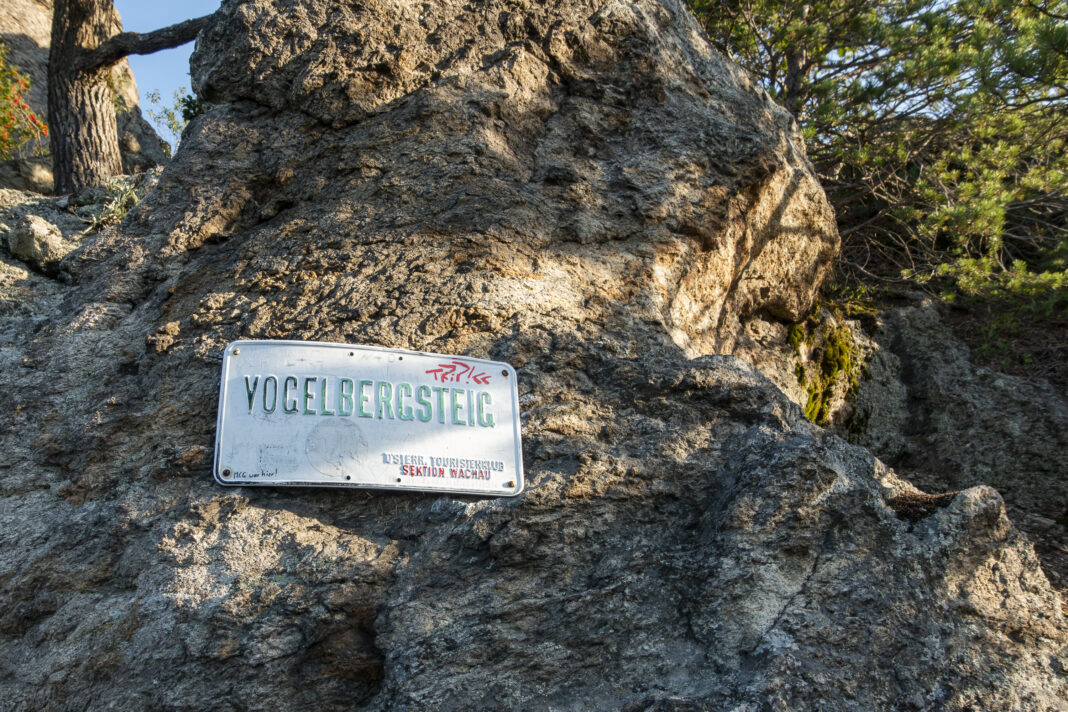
[213,340,524,496]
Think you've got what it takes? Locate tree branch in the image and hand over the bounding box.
[76,13,216,73]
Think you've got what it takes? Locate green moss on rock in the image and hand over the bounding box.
[787,323,805,352]
[797,323,860,426]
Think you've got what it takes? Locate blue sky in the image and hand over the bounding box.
[113,1,222,145]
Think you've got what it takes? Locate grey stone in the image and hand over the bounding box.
[846,300,1068,588]
[0,1,1063,711]
[0,186,89,240]
[730,297,1067,590]
[6,213,74,272]
[0,156,53,194]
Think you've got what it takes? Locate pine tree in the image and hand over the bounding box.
[689,0,1068,299]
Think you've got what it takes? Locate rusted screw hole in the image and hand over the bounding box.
[222,468,232,478]
[232,348,240,356]
[349,351,354,356]
[504,481,515,488]
[398,356,403,360]
[345,475,351,481]
[396,477,402,482]
[502,369,508,377]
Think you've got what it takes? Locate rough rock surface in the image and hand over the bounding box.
[0,0,169,192]
[846,300,1068,589]
[0,169,162,277]
[0,187,85,237]
[0,1,1064,710]
[732,297,1068,591]
[854,303,1068,513]
[5,213,74,272]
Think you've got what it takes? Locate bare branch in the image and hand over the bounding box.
[76,13,215,73]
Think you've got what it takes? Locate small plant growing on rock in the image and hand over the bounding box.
[787,323,805,352]
[75,176,143,232]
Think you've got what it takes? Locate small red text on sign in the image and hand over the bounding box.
[425,360,491,385]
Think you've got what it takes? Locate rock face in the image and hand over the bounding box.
[861,304,1068,515]
[731,296,1068,590]
[0,1,1064,710]
[0,0,169,192]
[188,0,838,346]
[0,183,88,264]
[846,300,1068,589]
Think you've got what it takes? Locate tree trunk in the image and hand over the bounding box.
[782,4,811,120]
[47,1,217,194]
[48,0,123,194]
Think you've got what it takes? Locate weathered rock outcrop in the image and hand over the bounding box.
[732,296,1068,590]
[0,0,169,193]
[846,300,1068,589]
[0,1,1063,710]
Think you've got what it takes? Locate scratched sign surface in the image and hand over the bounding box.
[213,340,524,495]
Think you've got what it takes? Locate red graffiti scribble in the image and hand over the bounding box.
[425,360,491,385]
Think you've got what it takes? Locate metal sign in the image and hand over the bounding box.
[213,340,524,496]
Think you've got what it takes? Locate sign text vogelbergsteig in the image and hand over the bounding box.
[213,340,524,496]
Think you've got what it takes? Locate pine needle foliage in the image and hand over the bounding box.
[688,0,1067,307]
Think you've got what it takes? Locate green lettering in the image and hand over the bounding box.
[396,383,414,421]
[358,380,373,417]
[415,385,432,422]
[338,378,354,416]
[244,375,259,413]
[477,391,494,427]
[320,378,335,415]
[450,388,465,425]
[262,375,277,414]
[283,376,299,413]
[376,381,395,419]
[303,377,317,415]
[466,389,475,427]
[433,387,447,424]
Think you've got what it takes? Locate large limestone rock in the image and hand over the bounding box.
[0,1,1063,710]
[0,0,169,192]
